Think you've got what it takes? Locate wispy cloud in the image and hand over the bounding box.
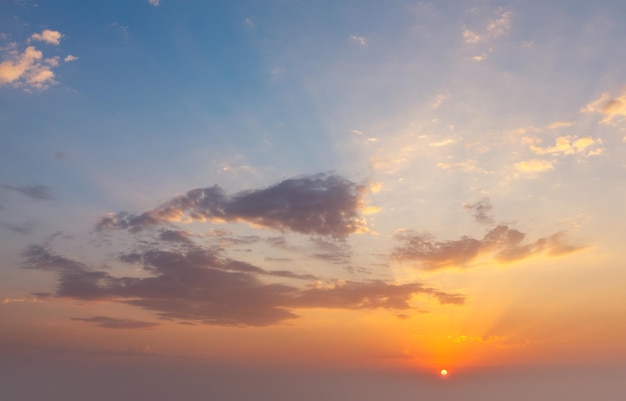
[463,10,512,44]
[581,89,626,125]
[514,159,554,175]
[71,316,159,329]
[350,35,367,46]
[147,0,160,6]
[3,184,53,200]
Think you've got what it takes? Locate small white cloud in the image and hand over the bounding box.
[64,54,78,62]
[148,0,160,6]
[244,17,255,28]
[350,35,367,46]
[30,29,62,45]
[472,54,486,62]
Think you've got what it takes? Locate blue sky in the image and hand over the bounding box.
[2,0,626,399]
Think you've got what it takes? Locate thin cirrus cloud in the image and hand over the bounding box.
[21,244,463,327]
[392,199,584,270]
[3,184,53,200]
[96,174,371,239]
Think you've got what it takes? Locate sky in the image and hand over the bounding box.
[1,0,626,399]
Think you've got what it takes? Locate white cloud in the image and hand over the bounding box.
[148,0,160,6]
[30,29,62,45]
[64,54,78,62]
[350,35,367,46]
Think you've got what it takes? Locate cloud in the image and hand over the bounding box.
[2,296,42,304]
[3,184,53,200]
[392,224,584,270]
[29,29,62,45]
[96,174,370,238]
[462,198,494,225]
[63,54,78,62]
[148,0,160,6]
[350,35,367,46]
[22,244,462,327]
[159,229,194,244]
[514,159,554,174]
[463,10,512,44]
[0,46,59,89]
[581,90,626,125]
[525,136,602,157]
[71,316,159,329]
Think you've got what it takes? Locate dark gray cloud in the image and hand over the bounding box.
[96,174,368,238]
[70,316,159,329]
[159,230,194,244]
[3,184,53,200]
[463,198,494,225]
[22,245,463,327]
[392,224,584,270]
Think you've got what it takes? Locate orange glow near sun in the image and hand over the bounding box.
[440,369,448,376]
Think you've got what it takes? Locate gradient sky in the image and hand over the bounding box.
[2,0,626,399]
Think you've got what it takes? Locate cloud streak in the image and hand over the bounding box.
[71,316,159,329]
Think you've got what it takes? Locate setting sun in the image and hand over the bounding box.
[440,369,449,377]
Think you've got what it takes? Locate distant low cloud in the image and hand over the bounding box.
[21,244,462,327]
[393,210,584,270]
[71,316,159,329]
[581,90,626,125]
[3,184,53,200]
[96,174,371,238]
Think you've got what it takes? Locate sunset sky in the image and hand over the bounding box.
[1,0,625,399]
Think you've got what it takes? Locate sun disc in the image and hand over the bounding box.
[440,369,448,376]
